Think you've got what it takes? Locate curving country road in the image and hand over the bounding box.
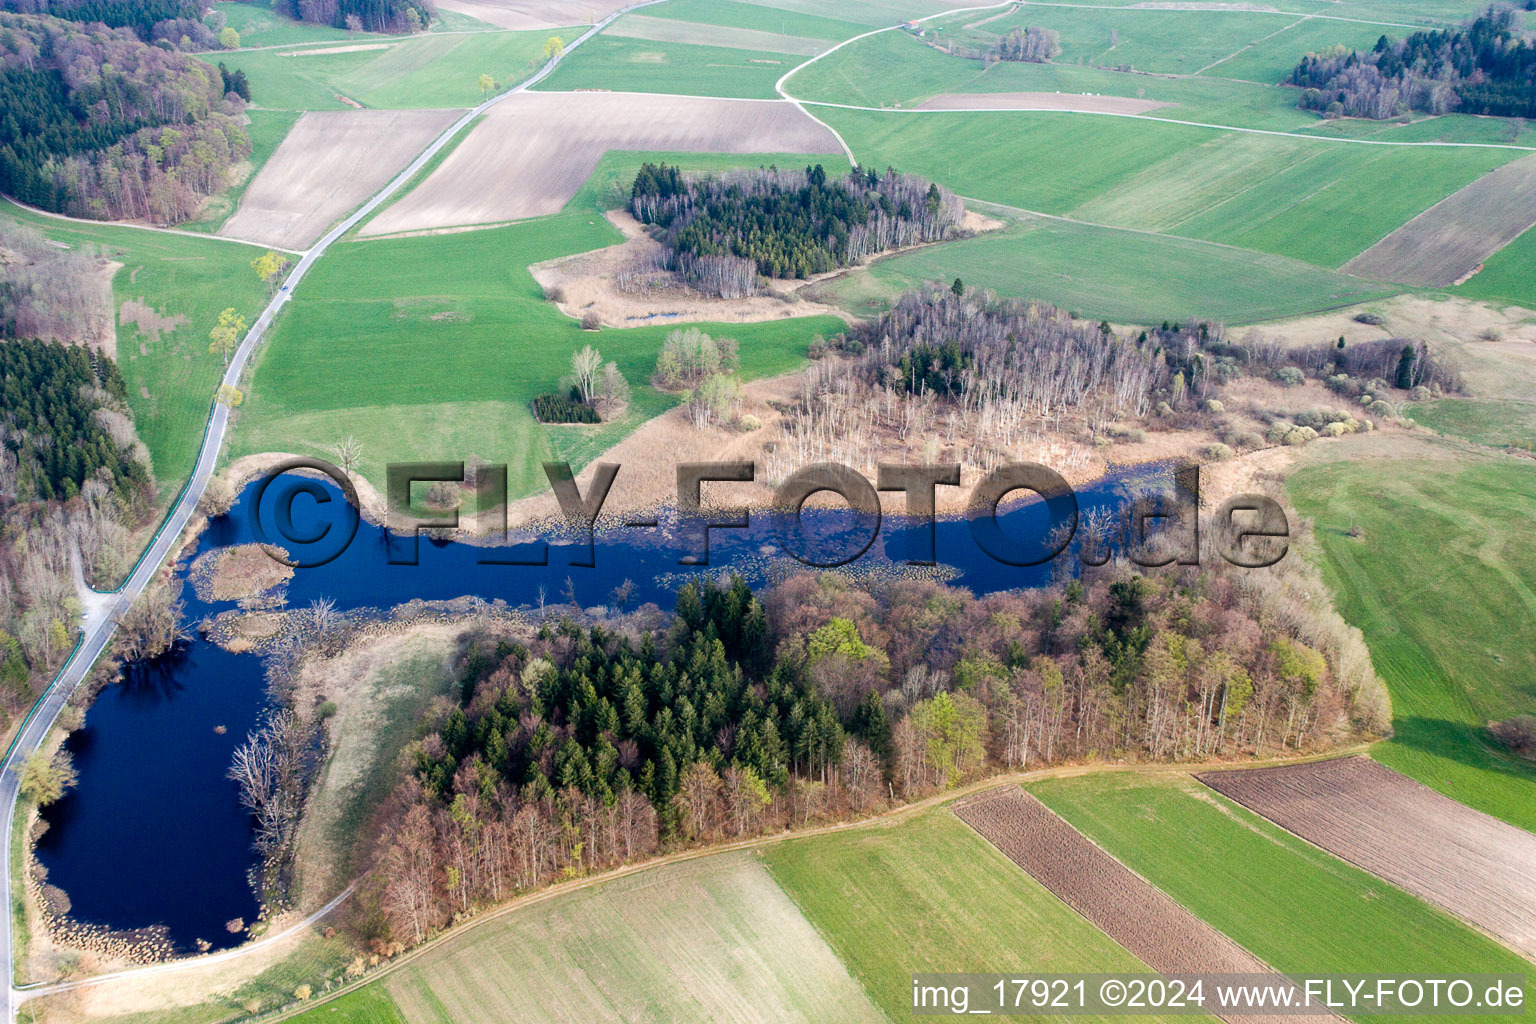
[0,4,663,1019]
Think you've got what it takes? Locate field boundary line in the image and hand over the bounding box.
[953,788,1345,1023]
[0,196,307,255]
[1192,13,1307,76]
[795,98,1536,151]
[228,746,1368,1024]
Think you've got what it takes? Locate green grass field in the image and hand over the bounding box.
[644,0,869,41]
[763,809,1197,1023]
[820,212,1396,324]
[211,0,372,49]
[229,212,842,497]
[562,148,854,218]
[1409,398,1536,449]
[1287,454,1536,832]
[934,6,1312,76]
[821,106,1213,213]
[1031,773,1534,1021]
[221,28,566,111]
[533,34,799,98]
[1456,224,1536,309]
[817,105,1515,269]
[0,201,271,501]
[1204,15,1397,84]
[1098,137,1515,268]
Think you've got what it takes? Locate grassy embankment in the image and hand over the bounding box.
[0,200,271,503]
[1032,773,1535,1020]
[1286,455,1536,831]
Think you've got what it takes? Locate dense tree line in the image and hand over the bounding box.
[359,553,1381,947]
[274,0,435,34]
[0,12,249,222]
[0,337,150,503]
[1288,7,1536,118]
[630,163,964,297]
[0,0,203,44]
[0,338,153,713]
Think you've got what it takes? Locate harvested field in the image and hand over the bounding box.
[381,852,886,1024]
[1343,154,1536,286]
[1198,756,1536,959]
[220,108,459,250]
[606,14,826,55]
[433,0,627,30]
[917,92,1173,114]
[361,92,840,236]
[954,787,1336,1024]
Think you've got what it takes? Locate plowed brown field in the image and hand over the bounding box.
[221,109,459,249]
[954,788,1336,1024]
[1198,756,1536,959]
[1342,153,1536,286]
[358,92,840,237]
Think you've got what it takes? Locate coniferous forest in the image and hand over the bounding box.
[629,163,964,297]
[0,11,249,222]
[1288,7,1536,118]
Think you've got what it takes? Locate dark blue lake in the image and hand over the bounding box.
[37,463,1168,952]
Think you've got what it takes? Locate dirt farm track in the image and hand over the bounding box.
[954,788,1337,1024]
[1199,757,1536,959]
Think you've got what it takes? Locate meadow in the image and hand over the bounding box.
[1455,224,1536,309]
[819,214,1397,324]
[816,106,1517,269]
[1030,772,1535,1022]
[643,0,868,42]
[211,0,374,49]
[221,28,565,111]
[931,5,1323,77]
[762,810,1196,1024]
[1408,398,1536,449]
[532,34,799,99]
[228,212,842,497]
[0,202,272,502]
[1286,454,1536,832]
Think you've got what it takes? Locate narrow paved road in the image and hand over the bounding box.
[0,5,662,1019]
